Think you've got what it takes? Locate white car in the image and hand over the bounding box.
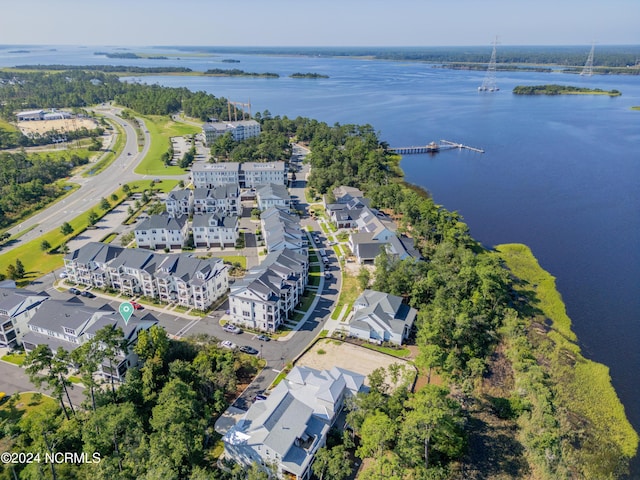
[220,340,237,350]
[59,272,67,279]
[223,324,242,334]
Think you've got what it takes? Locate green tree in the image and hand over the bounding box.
[92,324,128,401]
[88,209,99,225]
[357,266,371,290]
[24,345,74,420]
[313,444,351,480]
[357,411,396,465]
[40,239,51,251]
[99,197,111,210]
[60,221,73,235]
[397,385,465,469]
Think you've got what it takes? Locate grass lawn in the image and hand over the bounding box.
[1,352,26,366]
[330,271,362,320]
[218,255,247,269]
[0,118,19,132]
[100,232,118,243]
[135,114,200,176]
[0,392,58,424]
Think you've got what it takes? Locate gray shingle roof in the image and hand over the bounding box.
[135,214,187,232]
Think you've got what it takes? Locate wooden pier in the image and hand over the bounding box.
[389,140,484,155]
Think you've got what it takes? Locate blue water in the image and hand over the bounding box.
[2,46,640,468]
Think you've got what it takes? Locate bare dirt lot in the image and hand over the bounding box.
[296,338,415,389]
[17,118,98,135]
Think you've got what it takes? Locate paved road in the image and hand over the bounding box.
[2,108,153,253]
[0,358,86,408]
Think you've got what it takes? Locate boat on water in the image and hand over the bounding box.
[426,141,440,152]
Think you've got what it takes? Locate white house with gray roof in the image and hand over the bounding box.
[134,213,189,250]
[192,183,240,215]
[192,212,239,248]
[260,206,308,256]
[22,298,158,381]
[191,162,240,188]
[242,162,287,188]
[64,243,228,311]
[222,365,365,479]
[348,289,417,345]
[228,248,308,332]
[165,189,193,217]
[256,183,290,212]
[202,119,260,146]
[0,287,49,348]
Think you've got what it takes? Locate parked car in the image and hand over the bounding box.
[69,287,81,295]
[239,345,259,355]
[324,272,333,279]
[80,290,95,298]
[130,301,143,310]
[223,324,242,334]
[254,393,268,402]
[220,340,237,350]
[256,334,271,342]
[59,272,67,279]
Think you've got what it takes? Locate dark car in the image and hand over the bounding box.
[80,290,95,298]
[69,287,81,295]
[256,334,270,342]
[239,345,259,355]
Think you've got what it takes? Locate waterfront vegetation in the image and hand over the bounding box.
[496,244,638,478]
[204,68,279,78]
[513,84,622,96]
[289,72,329,79]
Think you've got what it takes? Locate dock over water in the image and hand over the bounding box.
[390,140,484,155]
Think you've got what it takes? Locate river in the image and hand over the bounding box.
[2,45,639,470]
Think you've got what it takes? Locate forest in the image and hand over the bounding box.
[0,151,88,229]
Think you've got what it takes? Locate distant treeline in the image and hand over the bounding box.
[170,45,640,68]
[94,52,168,60]
[203,68,279,78]
[289,72,329,78]
[0,70,236,123]
[442,63,553,73]
[14,64,193,73]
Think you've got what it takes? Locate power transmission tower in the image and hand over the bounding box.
[479,37,500,92]
[227,101,252,122]
[581,43,595,76]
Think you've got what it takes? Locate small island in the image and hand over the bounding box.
[203,68,279,78]
[221,59,240,63]
[289,72,330,79]
[513,84,621,96]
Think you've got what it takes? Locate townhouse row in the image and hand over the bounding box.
[64,242,229,311]
[0,285,156,382]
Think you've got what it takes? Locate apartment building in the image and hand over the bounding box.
[192,213,239,248]
[0,287,48,348]
[64,243,229,311]
[134,214,189,250]
[202,119,261,146]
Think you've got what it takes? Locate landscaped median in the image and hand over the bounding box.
[0,179,178,286]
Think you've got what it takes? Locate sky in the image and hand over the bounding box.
[1,0,639,47]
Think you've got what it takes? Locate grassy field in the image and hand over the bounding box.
[0,118,19,132]
[135,114,200,176]
[0,392,58,424]
[330,271,362,320]
[495,243,639,461]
